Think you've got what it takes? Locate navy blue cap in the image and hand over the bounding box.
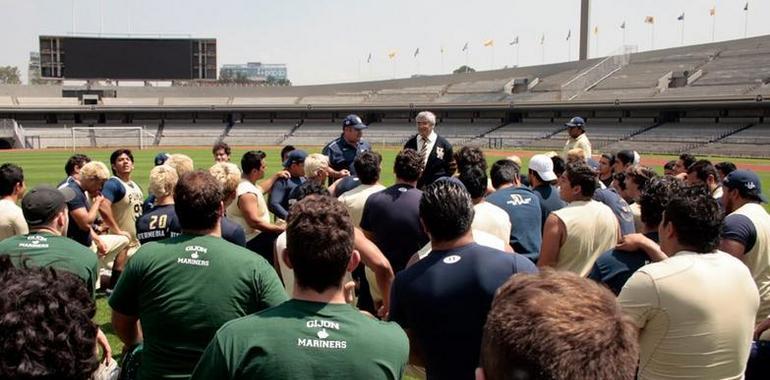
[342,114,368,130]
[283,150,308,168]
[154,152,170,166]
[565,116,585,128]
[723,170,767,203]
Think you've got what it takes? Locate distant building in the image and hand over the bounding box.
[220,62,288,81]
[28,52,41,84]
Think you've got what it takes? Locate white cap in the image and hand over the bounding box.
[528,154,557,181]
[632,151,641,165]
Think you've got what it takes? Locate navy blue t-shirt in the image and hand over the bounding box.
[390,243,538,380]
[142,194,157,214]
[532,184,565,229]
[221,216,246,247]
[722,213,757,253]
[593,188,636,236]
[332,176,361,197]
[102,177,127,203]
[322,135,372,176]
[360,184,428,273]
[135,204,182,245]
[65,181,92,247]
[588,231,658,296]
[486,186,542,261]
[269,176,306,220]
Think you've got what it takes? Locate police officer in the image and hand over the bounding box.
[322,114,371,182]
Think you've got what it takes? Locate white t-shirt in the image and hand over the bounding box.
[227,180,269,241]
[0,199,28,240]
[472,201,512,245]
[338,183,386,227]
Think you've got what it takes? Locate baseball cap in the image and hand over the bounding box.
[21,185,76,227]
[723,170,768,203]
[528,154,557,181]
[283,150,308,168]
[565,116,585,128]
[342,114,368,130]
[154,152,170,166]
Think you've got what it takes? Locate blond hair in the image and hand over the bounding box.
[148,165,179,198]
[506,155,522,167]
[166,154,194,177]
[79,161,110,181]
[304,153,329,178]
[209,162,241,200]
[567,148,586,163]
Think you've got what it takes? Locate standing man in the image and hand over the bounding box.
[719,170,770,341]
[191,195,408,379]
[563,116,591,159]
[598,153,615,188]
[486,160,542,261]
[100,149,144,287]
[59,154,91,188]
[323,114,371,182]
[539,161,619,276]
[674,153,697,176]
[389,180,537,380]
[212,142,231,163]
[0,163,28,240]
[268,150,307,221]
[686,159,723,201]
[527,154,565,230]
[110,171,287,380]
[228,151,285,263]
[404,111,453,189]
[618,186,759,379]
[338,151,385,227]
[208,162,248,247]
[135,165,181,245]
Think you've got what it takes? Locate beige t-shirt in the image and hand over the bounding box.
[0,199,28,240]
[563,132,592,158]
[338,183,386,227]
[108,177,144,242]
[630,202,643,233]
[730,203,770,335]
[472,201,512,246]
[619,251,759,380]
[227,180,269,241]
[551,200,618,276]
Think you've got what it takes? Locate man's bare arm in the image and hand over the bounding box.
[237,193,285,233]
[538,214,565,268]
[111,310,143,346]
[354,227,394,317]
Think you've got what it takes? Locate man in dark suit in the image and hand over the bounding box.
[403,111,454,189]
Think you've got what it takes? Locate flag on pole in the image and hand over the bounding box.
[744,2,749,11]
[387,50,397,59]
[539,33,545,45]
[644,16,655,24]
[709,6,716,16]
[413,48,420,57]
[509,36,519,45]
[677,13,685,21]
[440,46,444,54]
[620,21,626,29]
[566,29,571,41]
[462,42,469,51]
[483,39,494,47]
[366,53,372,63]
[593,26,599,35]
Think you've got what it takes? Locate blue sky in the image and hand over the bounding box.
[1,0,768,85]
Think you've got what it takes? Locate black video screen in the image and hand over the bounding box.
[63,37,193,80]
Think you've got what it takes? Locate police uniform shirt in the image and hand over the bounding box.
[322,135,371,176]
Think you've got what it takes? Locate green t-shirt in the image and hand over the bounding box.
[191,299,409,380]
[108,234,288,380]
[0,231,98,296]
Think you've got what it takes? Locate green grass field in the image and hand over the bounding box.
[1,145,768,363]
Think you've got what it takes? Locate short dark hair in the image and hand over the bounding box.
[664,160,677,172]
[287,195,354,293]
[715,161,737,180]
[354,151,382,185]
[212,142,231,156]
[64,154,90,176]
[394,149,422,182]
[614,172,627,191]
[454,146,487,172]
[678,153,697,170]
[686,159,718,184]
[663,186,722,253]
[480,271,639,380]
[565,161,598,197]
[625,165,658,192]
[240,150,266,175]
[551,156,566,177]
[280,145,296,161]
[639,177,684,228]
[288,181,330,205]
[459,166,487,199]
[490,159,520,189]
[0,163,23,197]
[420,180,474,242]
[616,150,635,167]
[109,149,134,175]
[601,152,616,166]
[0,256,99,380]
[174,171,223,231]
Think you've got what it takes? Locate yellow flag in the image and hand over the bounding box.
[387,50,397,59]
[709,6,716,16]
[644,16,655,24]
[483,39,494,47]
